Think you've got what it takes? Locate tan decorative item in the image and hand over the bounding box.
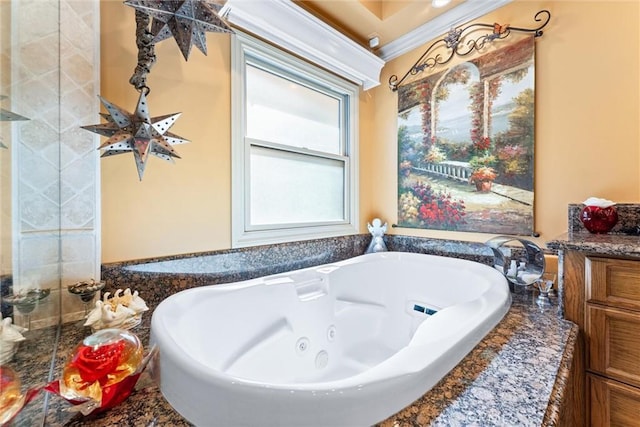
[84,289,149,332]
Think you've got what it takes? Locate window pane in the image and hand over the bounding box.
[246,64,341,154]
[249,146,345,226]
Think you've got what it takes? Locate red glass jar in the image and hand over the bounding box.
[580,205,618,233]
[58,328,143,413]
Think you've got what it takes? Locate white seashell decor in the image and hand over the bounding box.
[84,288,149,332]
[0,316,27,364]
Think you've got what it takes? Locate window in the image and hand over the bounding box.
[231,33,359,247]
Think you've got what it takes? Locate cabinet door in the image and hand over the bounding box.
[587,257,640,311]
[587,306,640,388]
[589,374,640,427]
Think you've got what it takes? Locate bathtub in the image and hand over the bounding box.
[150,252,511,426]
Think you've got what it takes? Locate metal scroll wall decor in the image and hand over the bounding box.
[394,10,550,236]
[82,0,233,181]
[389,10,551,91]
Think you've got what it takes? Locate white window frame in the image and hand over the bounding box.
[231,32,359,248]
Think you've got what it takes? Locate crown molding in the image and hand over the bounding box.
[378,0,513,62]
[222,0,385,90]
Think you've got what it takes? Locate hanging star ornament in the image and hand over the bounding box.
[81,91,189,180]
[0,95,30,149]
[0,95,30,122]
[124,0,233,61]
[0,108,30,122]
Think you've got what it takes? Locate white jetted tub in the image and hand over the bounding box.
[150,252,511,426]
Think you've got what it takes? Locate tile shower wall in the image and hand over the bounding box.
[12,0,100,328]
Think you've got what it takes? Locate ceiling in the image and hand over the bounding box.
[294,0,466,51]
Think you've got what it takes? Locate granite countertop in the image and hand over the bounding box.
[27,289,576,427]
[548,203,640,257]
[547,231,640,257]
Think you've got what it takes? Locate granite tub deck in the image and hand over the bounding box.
[13,235,576,426]
[548,232,640,258]
[39,290,577,426]
[7,326,59,427]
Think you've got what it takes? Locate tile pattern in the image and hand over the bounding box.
[10,0,100,329]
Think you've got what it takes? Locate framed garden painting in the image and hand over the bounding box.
[397,36,535,235]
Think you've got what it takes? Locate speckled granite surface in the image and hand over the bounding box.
[384,235,495,262]
[378,290,576,427]
[35,289,575,427]
[547,205,640,319]
[98,235,520,313]
[547,232,640,257]
[11,235,577,426]
[8,326,58,427]
[100,235,371,313]
[567,203,640,235]
[549,203,640,257]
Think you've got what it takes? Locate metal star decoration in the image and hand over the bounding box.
[0,95,30,149]
[0,95,30,122]
[0,108,29,122]
[124,0,233,61]
[81,91,189,180]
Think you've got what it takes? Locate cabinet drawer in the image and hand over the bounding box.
[587,305,640,387]
[587,257,640,311]
[588,374,640,427]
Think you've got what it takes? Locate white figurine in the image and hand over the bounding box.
[0,316,27,364]
[123,289,149,313]
[84,288,148,332]
[366,218,388,253]
[507,260,518,278]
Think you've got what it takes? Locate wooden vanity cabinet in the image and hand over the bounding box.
[586,305,640,388]
[564,251,640,426]
[588,374,640,426]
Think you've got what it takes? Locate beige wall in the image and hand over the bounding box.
[371,0,639,246]
[100,0,375,262]
[101,1,232,262]
[101,1,640,263]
